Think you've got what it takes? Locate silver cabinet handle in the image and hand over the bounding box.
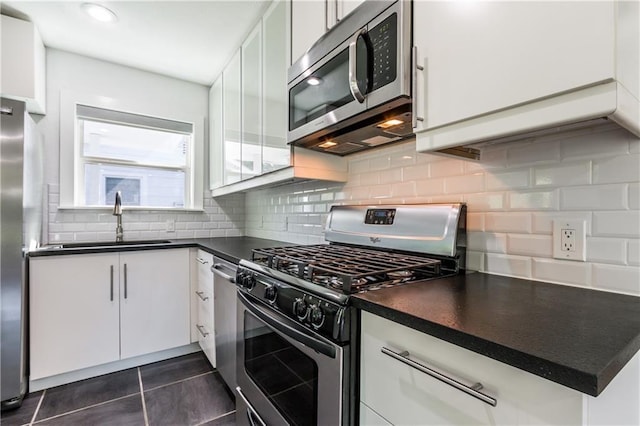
[196,324,209,338]
[110,265,114,301]
[381,346,497,407]
[236,386,266,426]
[195,291,209,301]
[123,263,128,299]
[412,46,425,128]
[348,28,367,103]
[211,264,235,283]
[196,257,209,265]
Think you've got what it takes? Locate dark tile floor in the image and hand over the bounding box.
[0,352,236,426]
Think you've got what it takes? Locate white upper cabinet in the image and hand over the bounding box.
[413,1,639,155]
[290,0,326,65]
[262,0,291,174]
[1,15,46,114]
[242,25,263,181]
[209,76,223,189]
[223,50,242,185]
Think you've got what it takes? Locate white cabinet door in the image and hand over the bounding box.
[242,24,263,181]
[195,250,215,366]
[291,0,326,65]
[360,312,582,426]
[413,1,615,132]
[209,76,223,190]
[262,0,291,174]
[30,254,120,379]
[223,50,242,185]
[0,15,46,114]
[119,249,190,359]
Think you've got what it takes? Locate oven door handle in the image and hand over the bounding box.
[238,291,337,359]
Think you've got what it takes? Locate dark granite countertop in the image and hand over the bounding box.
[30,236,291,264]
[352,271,640,397]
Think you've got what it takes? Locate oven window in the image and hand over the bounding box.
[244,311,318,426]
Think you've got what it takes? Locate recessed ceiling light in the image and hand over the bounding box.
[81,3,118,23]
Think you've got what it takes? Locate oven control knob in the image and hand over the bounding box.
[264,285,277,302]
[293,298,308,320]
[242,273,256,290]
[309,305,325,328]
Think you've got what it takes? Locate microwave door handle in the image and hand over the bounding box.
[348,28,367,103]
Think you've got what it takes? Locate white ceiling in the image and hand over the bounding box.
[1,1,272,86]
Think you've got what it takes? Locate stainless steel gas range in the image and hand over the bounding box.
[235,203,467,426]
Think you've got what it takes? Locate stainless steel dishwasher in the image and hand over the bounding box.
[211,256,238,391]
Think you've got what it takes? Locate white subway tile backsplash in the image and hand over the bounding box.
[560,184,628,210]
[508,190,557,210]
[486,169,530,191]
[593,211,640,237]
[631,139,640,154]
[369,155,391,171]
[430,158,465,177]
[534,161,591,187]
[593,154,640,184]
[466,251,485,271]
[414,177,445,195]
[379,168,403,184]
[445,173,485,194]
[532,212,592,234]
[532,258,591,288]
[507,139,561,166]
[507,234,552,257]
[391,181,416,198]
[592,264,640,295]
[468,232,507,253]
[464,192,505,211]
[466,212,484,232]
[485,253,531,278]
[560,126,630,160]
[402,164,430,182]
[628,240,640,266]
[586,237,627,265]
[485,212,531,233]
[629,183,640,210]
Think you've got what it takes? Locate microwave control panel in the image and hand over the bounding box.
[369,12,397,90]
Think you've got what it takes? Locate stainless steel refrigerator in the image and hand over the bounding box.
[1,98,43,410]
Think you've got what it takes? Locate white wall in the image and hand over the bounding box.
[245,125,640,296]
[42,49,244,243]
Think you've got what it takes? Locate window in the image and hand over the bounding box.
[76,105,192,209]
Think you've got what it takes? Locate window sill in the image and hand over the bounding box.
[56,205,205,213]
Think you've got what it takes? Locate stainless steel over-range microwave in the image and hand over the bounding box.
[287,0,413,155]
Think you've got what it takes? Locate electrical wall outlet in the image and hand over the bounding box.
[553,219,586,261]
[166,219,175,232]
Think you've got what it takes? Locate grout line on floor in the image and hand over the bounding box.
[194,410,236,426]
[30,392,140,424]
[28,389,46,426]
[138,368,150,426]
[142,370,214,393]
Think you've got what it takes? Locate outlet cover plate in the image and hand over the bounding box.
[553,219,586,261]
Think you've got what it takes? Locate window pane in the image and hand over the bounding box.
[85,163,185,208]
[82,119,188,168]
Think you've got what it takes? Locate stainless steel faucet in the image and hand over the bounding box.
[113,191,123,242]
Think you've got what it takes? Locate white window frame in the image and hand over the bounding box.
[59,89,204,211]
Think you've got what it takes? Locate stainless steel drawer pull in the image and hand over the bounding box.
[381,346,497,407]
[110,265,114,301]
[196,324,209,338]
[196,257,209,265]
[195,291,209,301]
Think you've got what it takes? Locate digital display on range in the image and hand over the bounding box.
[365,209,396,225]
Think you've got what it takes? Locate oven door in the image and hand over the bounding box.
[236,291,345,426]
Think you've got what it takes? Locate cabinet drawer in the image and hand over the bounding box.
[360,312,581,426]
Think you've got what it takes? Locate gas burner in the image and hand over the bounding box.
[387,270,413,280]
[313,275,331,285]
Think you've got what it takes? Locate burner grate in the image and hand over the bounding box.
[252,244,442,292]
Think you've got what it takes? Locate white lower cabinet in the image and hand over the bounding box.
[194,249,215,366]
[30,249,190,380]
[360,311,583,426]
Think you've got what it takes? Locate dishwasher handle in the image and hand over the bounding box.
[381,346,497,407]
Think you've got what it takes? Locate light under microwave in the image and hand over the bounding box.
[287,0,413,155]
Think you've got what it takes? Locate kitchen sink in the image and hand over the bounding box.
[45,240,173,249]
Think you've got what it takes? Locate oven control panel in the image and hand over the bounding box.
[236,265,349,343]
[365,208,396,225]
